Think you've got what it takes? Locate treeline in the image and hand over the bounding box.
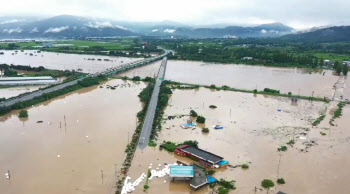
[173,45,321,68]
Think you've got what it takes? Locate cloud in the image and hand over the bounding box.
[152,29,158,32]
[4,28,23,33]
[44,26,69,33]
[164,29,175,33]
[0,0,349,29]
[86,21,113,28]
[261,29,267,34]
[0,19,20,24]
[30,27,39,33]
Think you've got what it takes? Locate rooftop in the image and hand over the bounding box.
[169,166,194,178]
[180,146,223,164]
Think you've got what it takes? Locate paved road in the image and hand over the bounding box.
[0,52,169,109]
[138,57,167,149]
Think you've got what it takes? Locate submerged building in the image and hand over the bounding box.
[0,76,58,85]
[174,145,228,168]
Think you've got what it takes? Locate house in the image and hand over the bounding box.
[169,165,212,190]
[174,145,228,168]
[343,61,350,67]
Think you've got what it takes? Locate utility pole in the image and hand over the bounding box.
[277,153,282,179]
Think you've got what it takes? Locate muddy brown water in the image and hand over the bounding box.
[164,60,339,98]
[0,79,145,194]
[128,88,350,194]
[0,50,141,73]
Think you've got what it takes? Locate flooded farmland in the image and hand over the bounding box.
[0,79,145,194]
[165,60,340,98]
[127,88,350,194]
[0,50,141,73]
[0,85,42,99]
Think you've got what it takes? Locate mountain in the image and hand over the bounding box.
[0,15,138,38]
[0,15,294,39]
[143,23,294,38]
[281,26,350,42]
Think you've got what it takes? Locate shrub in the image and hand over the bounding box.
[261,179,274,189]
[210,84,216,89]
[209,105,217,109]
[202,128,209,133]
[132,76,141,81]
[241,164,249,169]
[288,92,292,95]
[286,140,295,146]
[218,187,229,194]
[190,110,198,117]
[218,179,236,190]
[18,110,28,118]
[277,178,285,184]
[148,141,157,147]
[196,116,206,124]
[253,89,257,93]
[263,88,280,94]
[143,184,149,190]
[277,146,287,152]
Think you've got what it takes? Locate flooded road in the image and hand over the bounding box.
[127,88,350,194]
[0,79,145,194]
[0,50,141,73]
[165,60,339,98]
[0,86,42,99]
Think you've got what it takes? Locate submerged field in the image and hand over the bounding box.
[127,88,350,194]
[0,79,145,194]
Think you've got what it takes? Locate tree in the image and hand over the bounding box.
[18,110,28,118]
[342,65,348,76]
[190,110,198,117]
[336,65,342,75]
[277,178,285,184]
[261,179,274,193]
[196,116,206,124]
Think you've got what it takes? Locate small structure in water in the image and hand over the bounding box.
[170,165,217,190]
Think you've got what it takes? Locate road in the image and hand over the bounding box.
[0,51,169,109]
[138,57,167,149]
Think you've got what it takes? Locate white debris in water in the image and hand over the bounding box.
[121,163,178,193]
[148,163,177,180]
[57,155,61,158]
[121,173,146,194]
[5,173,9,179]
[85,136,89,138]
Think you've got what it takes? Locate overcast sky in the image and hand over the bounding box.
[0,0,349,29]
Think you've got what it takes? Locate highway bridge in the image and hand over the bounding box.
[0,51,170,108]
[138,57,168,149]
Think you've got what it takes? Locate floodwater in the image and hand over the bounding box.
[0,50,141,73]
[128,88,350,194]
[0,86,42,99]
[0,79,146,194]
[165,60,339,98]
